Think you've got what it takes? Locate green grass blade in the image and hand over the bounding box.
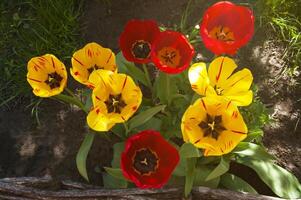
[76,131,95,182]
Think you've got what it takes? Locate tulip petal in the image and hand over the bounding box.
[86,102,115,132]
[224,91,253,106]
[87,70,142,132]
[27,54,67,97]
[119,20,160,64]
[181,97,247,156]
[222,68,253,94]
[121,130,179,189]
[151,30,195,74]
[188,62,216,96]
[71,43,116,85]
[202,100,247,156]
[208,56,237,86]
[203,129,247,156]
[181,98,217,144]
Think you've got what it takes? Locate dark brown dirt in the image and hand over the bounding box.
[0,99,116,185]
[0,0,300,198]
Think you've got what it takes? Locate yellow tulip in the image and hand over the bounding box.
[27,54,67,97]
[188,56,253,106]
[181,97,247,156]
[70,42,117,86]
[87,70,142,132]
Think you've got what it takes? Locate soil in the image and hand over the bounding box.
[0,0,300,198]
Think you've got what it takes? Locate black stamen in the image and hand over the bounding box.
[198,114,226,140]
[45,72,63,89]
[132,40,151,59]
[133,148,158,175]
[104,94,127,114]
[161,50,177,64]
[87,64,103,74]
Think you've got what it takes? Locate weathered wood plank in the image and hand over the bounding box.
[0,177,281,200]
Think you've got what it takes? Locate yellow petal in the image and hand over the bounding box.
[87,102,115,132]
[203,130,247,156]
[91,81,110,106]
[208,56,237,87]
[182,97,247,156]
[222,68,253,94]
[224,91,253,106]
[188,62,216,96]
[202,101,247,156]
[71,42,116,85]
[181,98,215,144]
[222,101,248,133]
[121,76,142,105]
[27,54,67,97]
[88,70,142,130]
[89,69,114,88]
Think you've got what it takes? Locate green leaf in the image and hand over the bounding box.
[111,142,125,168]
[82,88,92,111]
[173,155,187,177]
[55,94,88,113]
[154,72,178,105]
[198,156,220,165]
[116,52,148,86]
[220,173,258,194]
[205,157,230,181]
[128,105,166,131]
[104,167,127,181]
[167,175,185,187]
[185,158,197,197]
[243,129,264,142]
[134,117,162,132]
[102,173,128,189]
[76,132,95,182]
[111,124,126,139]
[190,93,201,104]
[194,165,220,188]
[237,157,301,199]
[233,142,275,161]
[180,143,201,158]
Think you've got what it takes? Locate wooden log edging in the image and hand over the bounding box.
[0,177,282,200]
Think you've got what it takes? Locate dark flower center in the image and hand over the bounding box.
[131,40,151,59]
[104,94,126,114]
[214,85,224,95]
[199,114,226,140]
[158,47,181,68]
[209,25,235,42]
[133,148,158,175]
[45,72,63,89]
[87,64,103,75]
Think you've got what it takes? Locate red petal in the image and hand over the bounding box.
[121,130,179,188]
[200,1,254,55]
[151,31,195,74]
[119,19,160,64]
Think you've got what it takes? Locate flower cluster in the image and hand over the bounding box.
[26,0,258,192]
[120,20,195,74]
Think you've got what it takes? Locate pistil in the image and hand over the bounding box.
[199,114,226,140]
[45,72,63,89]
[105,94,126,114]
[133,148,158,175]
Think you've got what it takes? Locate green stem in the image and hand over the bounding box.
[142,64,152,90]
[123,122,129,137]
[54,93,88,113]
[65,87,77,99]
[165,73,171,106]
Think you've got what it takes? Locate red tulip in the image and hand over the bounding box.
[119,19,160,64]
[200,1,254,55]
[151,30,195,74]
[121,130,179,189]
